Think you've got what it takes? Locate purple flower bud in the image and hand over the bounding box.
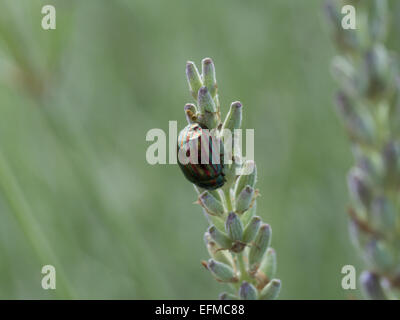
[239,281,257,300]
[360,271,387,300]
[225,212,243,241]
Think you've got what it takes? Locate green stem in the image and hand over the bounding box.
[237,252,251,283]
[222,187,233,212]
[0,150,75,299]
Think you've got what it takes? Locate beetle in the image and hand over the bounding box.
[177,123,225,190]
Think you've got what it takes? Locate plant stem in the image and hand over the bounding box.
[237,252,250,282]
[222,186,233,212]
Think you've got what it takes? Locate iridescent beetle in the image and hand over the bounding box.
[177,123,225,190]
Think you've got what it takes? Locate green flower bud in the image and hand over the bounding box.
[249,224,271,273]
[197,86,218,128]
[382,142,400,187]
[331,56,358,96]
[260,248,277,281]
[203,231,213,245]
[221,102,243,165]
[259,279,281,300]
[242,216,261,243]
[222,101,242,131]
[347,167,372,211]
[368,0,388,43]
[225,212,243,241]
[197,86,216,114]
[202,58,217,98]
[194,185,223,207]
[348,213,369,250]
[198,191,225,216]
[205,239,217,258]
[241,200,257,227]
[205,238,233,266]
[371,196,396,233]
[335,92,375,146]
[234,160,257,199]
[219,292,238,300]
[360,271,387,300]
[235,185,255,214]
[184,103,197,124]
[239,281,258,300]
[364,44,391,98]
[186,61,202,100]
[222,159,240,187]
[365,240,395,273]
[355,154,382,186]
[208,225,232,249]
[207,259,238,283]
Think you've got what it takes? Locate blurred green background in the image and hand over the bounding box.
[1,0,397,299]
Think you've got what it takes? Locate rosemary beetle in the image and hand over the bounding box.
[177,123,225,190]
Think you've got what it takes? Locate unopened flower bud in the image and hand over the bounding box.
[356,154,380,185]
[260,248,277,281]
[197,86,218,128]
[360,271,387,300]
[331,56,358,96]
[242,216,261,243]
[382,142,400,187]
[202,58,217,98]
[335,92,375,145]
[235,185,255,214]
[365,240,395,273]
[239,281,258,300]
[222,101,242,131]
[368,0,388,43]
[249,224,271,273]
[348,213,368,250]
[234,160,257,199]
[364,44,390,98]
[347,167,372,211]
[259,279,281,300]
[208,225,232,249]
[184,103,197,124]
[186,61,202,100]
[207,259,238,283]
[205,239,233,266]
[241,200,257,227]
[225,212,243,241]
[198,191,225,216]
[371,196,396,232]
[383,141,398,172]
[197,86,216,114]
